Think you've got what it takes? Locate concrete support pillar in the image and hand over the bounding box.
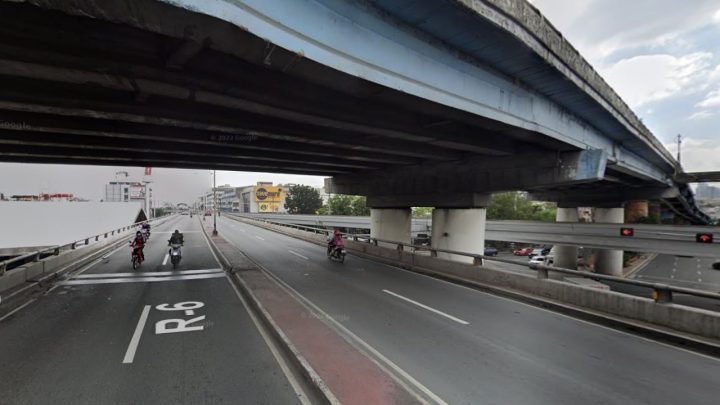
[431,208,486,264]
[554,207,579,270]
[594,207,624,276]
[370,208,411,249]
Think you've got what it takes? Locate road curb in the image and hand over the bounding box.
[199,219,339,405]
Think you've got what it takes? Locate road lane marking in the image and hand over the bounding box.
[255,236,265,241]
[383,289,469,325]
[123,305,151,364]
[288,250,309,260]
[162,254,169,265]
[0,299,37,323]
[73,269,224,279]
[61,273,225,286]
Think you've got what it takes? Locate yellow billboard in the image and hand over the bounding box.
[254,186,283,202]
[258,202,281,213]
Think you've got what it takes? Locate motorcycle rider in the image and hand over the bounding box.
[130,231,145,263]
[326,229,344,257]
[140,222,151,241]
[168,229,184,247]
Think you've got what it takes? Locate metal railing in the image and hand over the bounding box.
[0,215,173,276]
[228,214,720,305]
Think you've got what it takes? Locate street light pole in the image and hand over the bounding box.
[212,170,218,236]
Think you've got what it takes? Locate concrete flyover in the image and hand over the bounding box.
[0,0,712,277]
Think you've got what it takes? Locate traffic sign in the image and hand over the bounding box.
[696,233,713,243]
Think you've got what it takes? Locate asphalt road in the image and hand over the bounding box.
[632,255,720,291]
[0,215,302,405]
[218,216,720,405]
[488,253,720,312]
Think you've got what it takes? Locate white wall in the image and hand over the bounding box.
[0,201,143,249]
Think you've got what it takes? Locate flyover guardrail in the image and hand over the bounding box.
[235,213,719,258]
[228,214,720,305]
[0,215,172,276]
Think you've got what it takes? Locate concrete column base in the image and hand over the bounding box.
[554,208,578,270]
[594,207,624,276]
[431,208,486,264]
[370,208,411,250]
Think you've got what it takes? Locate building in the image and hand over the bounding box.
[104,181,153,216]
[696,183,720,200]
[203,182,289,213]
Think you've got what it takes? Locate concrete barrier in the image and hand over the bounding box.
[231,216,720,341]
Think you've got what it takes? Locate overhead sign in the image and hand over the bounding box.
[696,233,714,243]
[620,227,634,237]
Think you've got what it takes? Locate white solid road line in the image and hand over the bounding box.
[255,236,265,241]
[123,305,151,364]
[73,269,224,279]
[225,275,315,405]
[288,250,309,260]
[162,254,169,266]
[61,273,226,286]
[383,289,470,325]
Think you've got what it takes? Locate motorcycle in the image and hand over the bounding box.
[168,242,182,269]
[130,243,143,270]
[327,245,347,263]
[140,227,150,242]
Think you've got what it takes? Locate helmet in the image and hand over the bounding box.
[136,231,141,236]
[174,230,179,233]
[334,229,341,236]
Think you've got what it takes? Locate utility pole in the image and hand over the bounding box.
[212,170,218,235]
[676,134,682,165]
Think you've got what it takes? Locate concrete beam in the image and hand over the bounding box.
[327,149,607,197]
[367,193,490,209]
[677,171,720,183]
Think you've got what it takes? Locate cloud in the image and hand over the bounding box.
[664,137,720,172]
[688,110,715,120]
[696,88,720,108]
[714,9,720,23]
[601,52,712,107]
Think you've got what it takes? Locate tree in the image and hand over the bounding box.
[486,192,556,221]
[412,207,433,218]
[319,194,369,216]
[284,185,323,214]
[350,196,370,216]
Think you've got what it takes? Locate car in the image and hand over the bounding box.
[484,247,498,256]
[713,262,720,270]
[528,255,546,265]
[529,248,544,258]
[205,210,212,216]
[513,247,533,256]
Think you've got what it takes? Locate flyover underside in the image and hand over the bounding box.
[0,0,567,177]
[0,0,707,223]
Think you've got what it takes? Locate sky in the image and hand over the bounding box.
[1,0,718,202]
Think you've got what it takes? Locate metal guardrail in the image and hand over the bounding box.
[238,213,719,257]
[0,215,173,276]
[228,214,720,305]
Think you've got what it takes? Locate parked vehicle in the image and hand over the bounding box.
[528,255,546,265]
[513,247,533,256]
[484,247,498,256]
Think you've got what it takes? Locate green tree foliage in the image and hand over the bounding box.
[319,195,369,216]
[412,207,434,218]
[486,192,556,221]
[284,185,323,214]
[350,195,370,216]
